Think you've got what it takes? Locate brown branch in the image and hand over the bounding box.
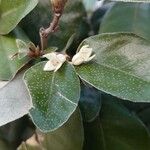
[39,0,68,51]
[39,13,61,51]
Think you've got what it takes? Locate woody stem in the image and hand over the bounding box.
[39,13,61,51]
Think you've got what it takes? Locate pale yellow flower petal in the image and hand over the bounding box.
[85,54,96,62]
[56,54,66,63]
[72,57,84,66]
[72,45,95,66]
[42,52,57,60]
[43,61,56,71]
[43,52,66,72]
[54,63,63,72]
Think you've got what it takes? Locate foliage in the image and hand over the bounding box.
[100,3,150,41]
[1,0,150,149]
[0,0,38,34]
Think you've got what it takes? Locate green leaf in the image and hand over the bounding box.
[17,109,84,150]
[63,33,76,52]
[16,39,31,59]
[75,33,150,102]
[79,81,101,122]
[0,0,38,34]
[0,35,31,81]
[83,95,150,150]
[24,62,80,132]
[100,3,150,41]
[0,71,32,127]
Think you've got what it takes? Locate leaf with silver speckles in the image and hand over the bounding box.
[75,33,150,102]
[18,108,84,150]
[24,62,80,132]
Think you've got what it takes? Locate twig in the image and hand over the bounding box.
[39,0,68,51]
[39,13,61,51]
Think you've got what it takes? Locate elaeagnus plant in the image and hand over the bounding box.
[1,0,150,150]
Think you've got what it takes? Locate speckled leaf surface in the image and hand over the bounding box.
[18,109,84,150]
[0,35,31,81]
[100,3,150,41]
[75,33,150,102]
[24,62,80,132]
[0,0,38,34]
[0,71,32,127]
[83,95,150,150]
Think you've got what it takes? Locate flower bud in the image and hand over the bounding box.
[50,0,67,14]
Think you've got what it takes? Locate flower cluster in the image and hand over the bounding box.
[43,45,95,72]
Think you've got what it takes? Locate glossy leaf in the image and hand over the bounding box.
[24,62,80,132]
[18,109,84,150]
[0,0,38,34]
[83,95,150,150]
[0,35,31,81]
[75,33,150,102]
[100,3,150,41]
[0,71,32,127]
[79,81,101,122]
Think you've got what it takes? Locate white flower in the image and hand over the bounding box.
[43,52,66,72]
[72,45,95,65]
